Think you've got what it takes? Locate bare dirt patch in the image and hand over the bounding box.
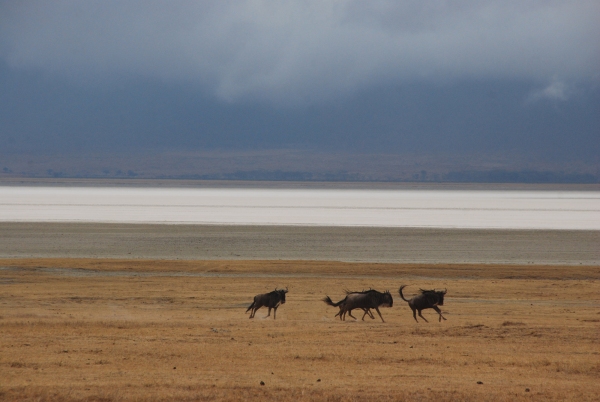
[2,223,599,265]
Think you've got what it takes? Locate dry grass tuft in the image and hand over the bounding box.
[501,321,526,326]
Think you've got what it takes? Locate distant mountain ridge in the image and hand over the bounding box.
[1,150,598,184]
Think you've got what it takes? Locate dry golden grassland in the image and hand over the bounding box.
[1,259,599,401]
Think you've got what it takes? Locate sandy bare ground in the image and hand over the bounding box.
[1,259,599,401]
[1,223,599,265]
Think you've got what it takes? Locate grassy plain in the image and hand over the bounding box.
[1,259,599,401]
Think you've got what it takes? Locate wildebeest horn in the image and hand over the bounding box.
[285,286,289,292]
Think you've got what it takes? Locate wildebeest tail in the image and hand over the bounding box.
[398,285,411,302]
[245,300,256,313]
[322,295,345,307]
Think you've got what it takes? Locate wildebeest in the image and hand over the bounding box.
[398,285,447,323]
[333,289,375,320]
[246,288,288,319]
[323,289,393,322]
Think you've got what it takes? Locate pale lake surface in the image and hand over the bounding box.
[1,186,599,230]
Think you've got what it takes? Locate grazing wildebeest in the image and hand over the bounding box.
[246,288,288,319]
[398,285,447,323]
[323,289,393,322]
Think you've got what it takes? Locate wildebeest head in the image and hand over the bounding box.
[419,288,446,306]
[271,287,288,304]
[380,290,393,307]
[437,289,446,305]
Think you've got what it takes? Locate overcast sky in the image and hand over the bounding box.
[1,1,598,162]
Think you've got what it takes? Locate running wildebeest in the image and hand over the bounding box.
[333,289,375,321]
[323,289,393,322]
[398,285,447,323]
[246,287,288,319]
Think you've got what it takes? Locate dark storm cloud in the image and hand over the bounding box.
[0,1,598,169]
[1,1,598,104]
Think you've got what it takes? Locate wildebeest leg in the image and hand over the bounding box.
[411,307,418,322]
[264,307,272,318]
[361,308,374,320]
[273,306,278,320]
[347,309,357,320]
[334,305,345,320]
[374,307,385,323]
[250,307,258,319]
[247,301,256,318]
[433,305,446,321]
[417,309,429,323]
